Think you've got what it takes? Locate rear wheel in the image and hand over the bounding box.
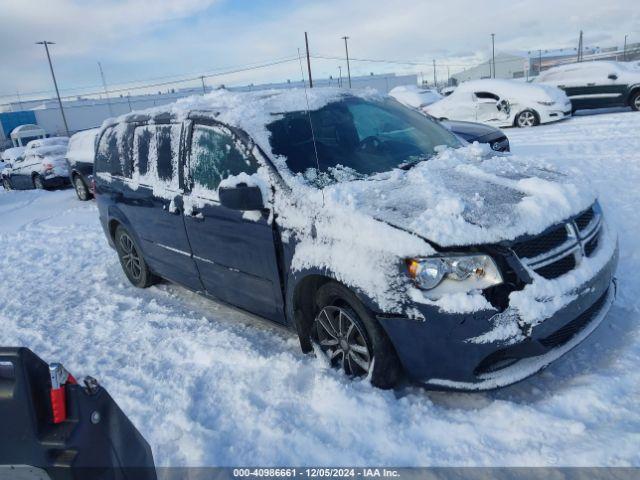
[631,91,640,112]
[73,174,91,201]
[114,226,156,288]
[2,177,11,191]
[515,109,539,127]
[33,174,45,190]
[312,282,402,389]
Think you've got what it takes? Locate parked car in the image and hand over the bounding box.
[426,79,572,127]
[1,146,25,178]
[535,61,640,112]
[389,85,442,109]
[66,128,99,200]
[390,87,510,152]
[95,89,617,390]
[1,144,70,190]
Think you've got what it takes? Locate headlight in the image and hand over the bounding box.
[537,101,555,106]
[406,254,503,297]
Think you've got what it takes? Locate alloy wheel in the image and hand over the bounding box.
[75,176,88,200]
[315,305,372,377]
[517,111,536,127]
[119,233,142,280]
[634,94,640,111]
[33,176,44,189]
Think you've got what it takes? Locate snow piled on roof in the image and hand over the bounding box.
[66,128,99,165]
[25,136,69,152]
[388,85,442,108]
[455,79,568,104]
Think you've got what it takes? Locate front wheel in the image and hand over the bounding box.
[114,226,157,288]
[515,109,539,128]
[312,282,402,389]
[33,174,45,189]
[73,174,91,201]
[630,91,640,112]
[2,177,11,191]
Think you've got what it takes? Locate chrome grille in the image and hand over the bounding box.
[512,204,602,280]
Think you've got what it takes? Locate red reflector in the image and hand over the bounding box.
[50,387,67,424]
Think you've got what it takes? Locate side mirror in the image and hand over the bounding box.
[608,74,618,80]
[218,183,265,211]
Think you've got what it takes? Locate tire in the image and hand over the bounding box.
[114,226,157,288]
[32,174,45,190]
[515,109,539,128]
[2,177,11,191]
[73,174,91,201]
[630,91,640,112]
[313,282,402,389]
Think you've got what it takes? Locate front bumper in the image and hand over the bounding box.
[377,243,618,390]
[540,106,573,124]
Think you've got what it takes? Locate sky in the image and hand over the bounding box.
[0,0,638,103]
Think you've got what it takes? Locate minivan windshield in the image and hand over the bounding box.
[267,97,461,185]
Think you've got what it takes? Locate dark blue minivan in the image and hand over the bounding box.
[94,89,617,390]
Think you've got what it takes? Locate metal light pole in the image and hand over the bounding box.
[305,32,313,88]
[432,59,437,86]
[200,76,207,94]
[624,34,628,61]
[491,33,496,78]
[36,41,69,136]
[98,62,114,116]
[338,66,343,88]
[342,36,352,88]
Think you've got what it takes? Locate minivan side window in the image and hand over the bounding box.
[133,124,182,190]
[95,125,134,177]
[189,124,258,193]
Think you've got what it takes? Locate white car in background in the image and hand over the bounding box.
[425,79,572,127]
[388,85,442,108]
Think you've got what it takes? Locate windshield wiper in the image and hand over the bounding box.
[398,155,430,171]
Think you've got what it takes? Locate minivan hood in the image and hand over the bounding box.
[324,146,595,248]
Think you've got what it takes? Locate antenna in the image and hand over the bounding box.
[297,48,324,206]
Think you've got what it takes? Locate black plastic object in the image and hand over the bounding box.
[218,183,264,211]
[0,347,156,480]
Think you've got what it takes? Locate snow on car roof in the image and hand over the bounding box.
[27,144,67,157]
[453,78,567,103]
[66,128,99,164]
[101,87,382,161]
[25,136,69,151]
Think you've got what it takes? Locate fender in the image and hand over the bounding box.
[103,204,145,256]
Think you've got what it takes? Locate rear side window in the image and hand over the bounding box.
[95,125,134,177]
[474,91,499,101]
[132,124,182,191]
[189,124,258,193]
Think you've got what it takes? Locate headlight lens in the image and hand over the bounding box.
[406,254,503,297]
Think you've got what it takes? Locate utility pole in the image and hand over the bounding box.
[491,33,496,78]
[432,59,437,87]
[200,75,207,94]
[338,66,343,88]
[447,66,450,86]
[624,34,628,61]
[97,62,114,117]
[538,49,542,75]
[36,41,70,136]
[16,91,24,110]
[304,32,313,88]
[126,94,132,112]
[342,36,352,88]
[577,30,583,62]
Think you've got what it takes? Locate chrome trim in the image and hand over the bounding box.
[156,243,191,256]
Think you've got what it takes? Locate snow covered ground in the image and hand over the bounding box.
[1,109,639,466]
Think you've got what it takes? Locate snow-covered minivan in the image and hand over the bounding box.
[94,88,618,390]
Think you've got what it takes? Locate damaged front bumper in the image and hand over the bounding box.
[377,242,618,391]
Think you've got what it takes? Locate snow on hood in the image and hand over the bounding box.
[323,143,595,247]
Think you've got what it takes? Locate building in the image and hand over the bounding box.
[1,72,417,148]
[451,53,530,84]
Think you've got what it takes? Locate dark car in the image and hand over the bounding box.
[441,119,510,152]
[94,89,617,390]
[66,128,99,200]
[1,144,70,190]
[536,61,640,112]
